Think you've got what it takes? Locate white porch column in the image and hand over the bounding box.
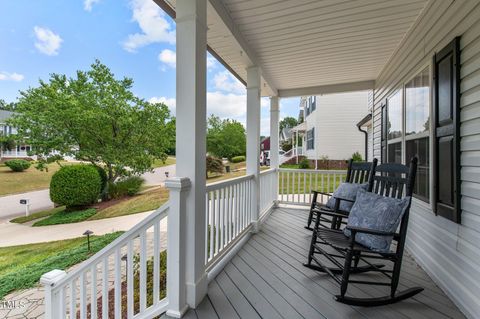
[174,0,207,309]
[270,96,280,169]
[246,66,261,232]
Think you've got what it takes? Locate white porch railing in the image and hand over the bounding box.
[278,168,347,205]
[1,150,30,158]
[41,205,169,319]
[259,168,277,218]
[279,147,303,164]
[204,174,255,266]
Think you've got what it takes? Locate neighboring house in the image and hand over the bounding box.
[0,110,34,161]
[279,127,292,144]
[298,91,369,165]
[259,136,270,165]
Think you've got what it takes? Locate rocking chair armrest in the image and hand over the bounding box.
[346,226,395,237]
[331,195,355,203]
[312,208,348,219]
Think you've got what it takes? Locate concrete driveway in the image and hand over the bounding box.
[0,189,53,223]
[141,164,176,186]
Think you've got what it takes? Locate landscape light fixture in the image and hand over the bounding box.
[83,230,94,251]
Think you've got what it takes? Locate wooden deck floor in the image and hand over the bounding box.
[181,207,465,319]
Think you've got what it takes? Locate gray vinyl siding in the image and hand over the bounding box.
[372,1,480,318]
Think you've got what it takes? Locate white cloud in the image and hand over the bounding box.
[158,49,176,69]
[122,0,175,52]
[84,0,100,11]
[213,70,245,94]
[33,26,62,56]
[0,71,24,82]
[149,96,176,114]
[207,92,246,119]
[149,91,248,121]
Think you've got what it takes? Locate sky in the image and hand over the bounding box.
[0,0,300,136]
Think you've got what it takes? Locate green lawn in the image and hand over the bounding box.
[152,156,176,168]
[0,162,73,196]
[10,206,65,224]
[33,208,98,226]
[279,171,346,194]
[11,188,170,225]
[89,187,169,220]
[0,157,174,196]
[0,232,123,299]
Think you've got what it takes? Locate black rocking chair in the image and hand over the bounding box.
[305,158,378,230]
[304,157,423,306]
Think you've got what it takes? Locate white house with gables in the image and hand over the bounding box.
[298,92,370,165]
[39,1,480,318]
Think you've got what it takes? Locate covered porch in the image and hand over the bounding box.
[181,207,464,319]
[40,0,480,318]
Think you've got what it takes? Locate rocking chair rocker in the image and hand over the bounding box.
[304,157,423,306]
[305,158,377,230]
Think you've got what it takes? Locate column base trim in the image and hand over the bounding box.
[166,305,189,318]
[186,272,208,308]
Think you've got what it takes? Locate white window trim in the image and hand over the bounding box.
[383,63,433,206]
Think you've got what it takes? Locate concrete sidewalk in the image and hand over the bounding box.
[0,210,165,247]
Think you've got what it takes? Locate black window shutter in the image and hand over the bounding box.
[433,37,461,223]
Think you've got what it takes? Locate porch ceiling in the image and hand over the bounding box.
[161,0,429,96]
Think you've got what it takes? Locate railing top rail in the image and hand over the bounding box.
[52,204,169,290]
[278,168,347,174]
[260,168,277,176]
[206,173,254,192]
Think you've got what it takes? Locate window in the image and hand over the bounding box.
[381,68,431,203]
[432,37,461,223]
[306,96,316,116]
[306,128,315,150]
[405,67,430,201]
[386,90,402,164]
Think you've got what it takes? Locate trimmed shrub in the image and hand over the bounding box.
[108,176,144,199]
[5,159,31,172]
[50,165,102,208]
[351,151,363,162]
[299,158,310,169]
[230,155,246,163]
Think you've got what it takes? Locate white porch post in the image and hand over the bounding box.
[246,66,261,232]
[173,0,207,310]
[165,178,190,317]
[270,96,280,169]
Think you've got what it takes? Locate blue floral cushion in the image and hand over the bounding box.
[344,189,411,252]
[325,182,369,212]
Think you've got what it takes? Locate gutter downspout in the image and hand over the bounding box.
[357,124,368,161]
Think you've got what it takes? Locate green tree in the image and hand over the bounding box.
[206,115,246,160]
[9,60,175,183]
[279,116,298,131]
[0,99,16,111]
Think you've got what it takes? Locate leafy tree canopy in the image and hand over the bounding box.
[279,116,298,131]
[206,115,246,160]
[0,99,16,111]
[9,60,175,182]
